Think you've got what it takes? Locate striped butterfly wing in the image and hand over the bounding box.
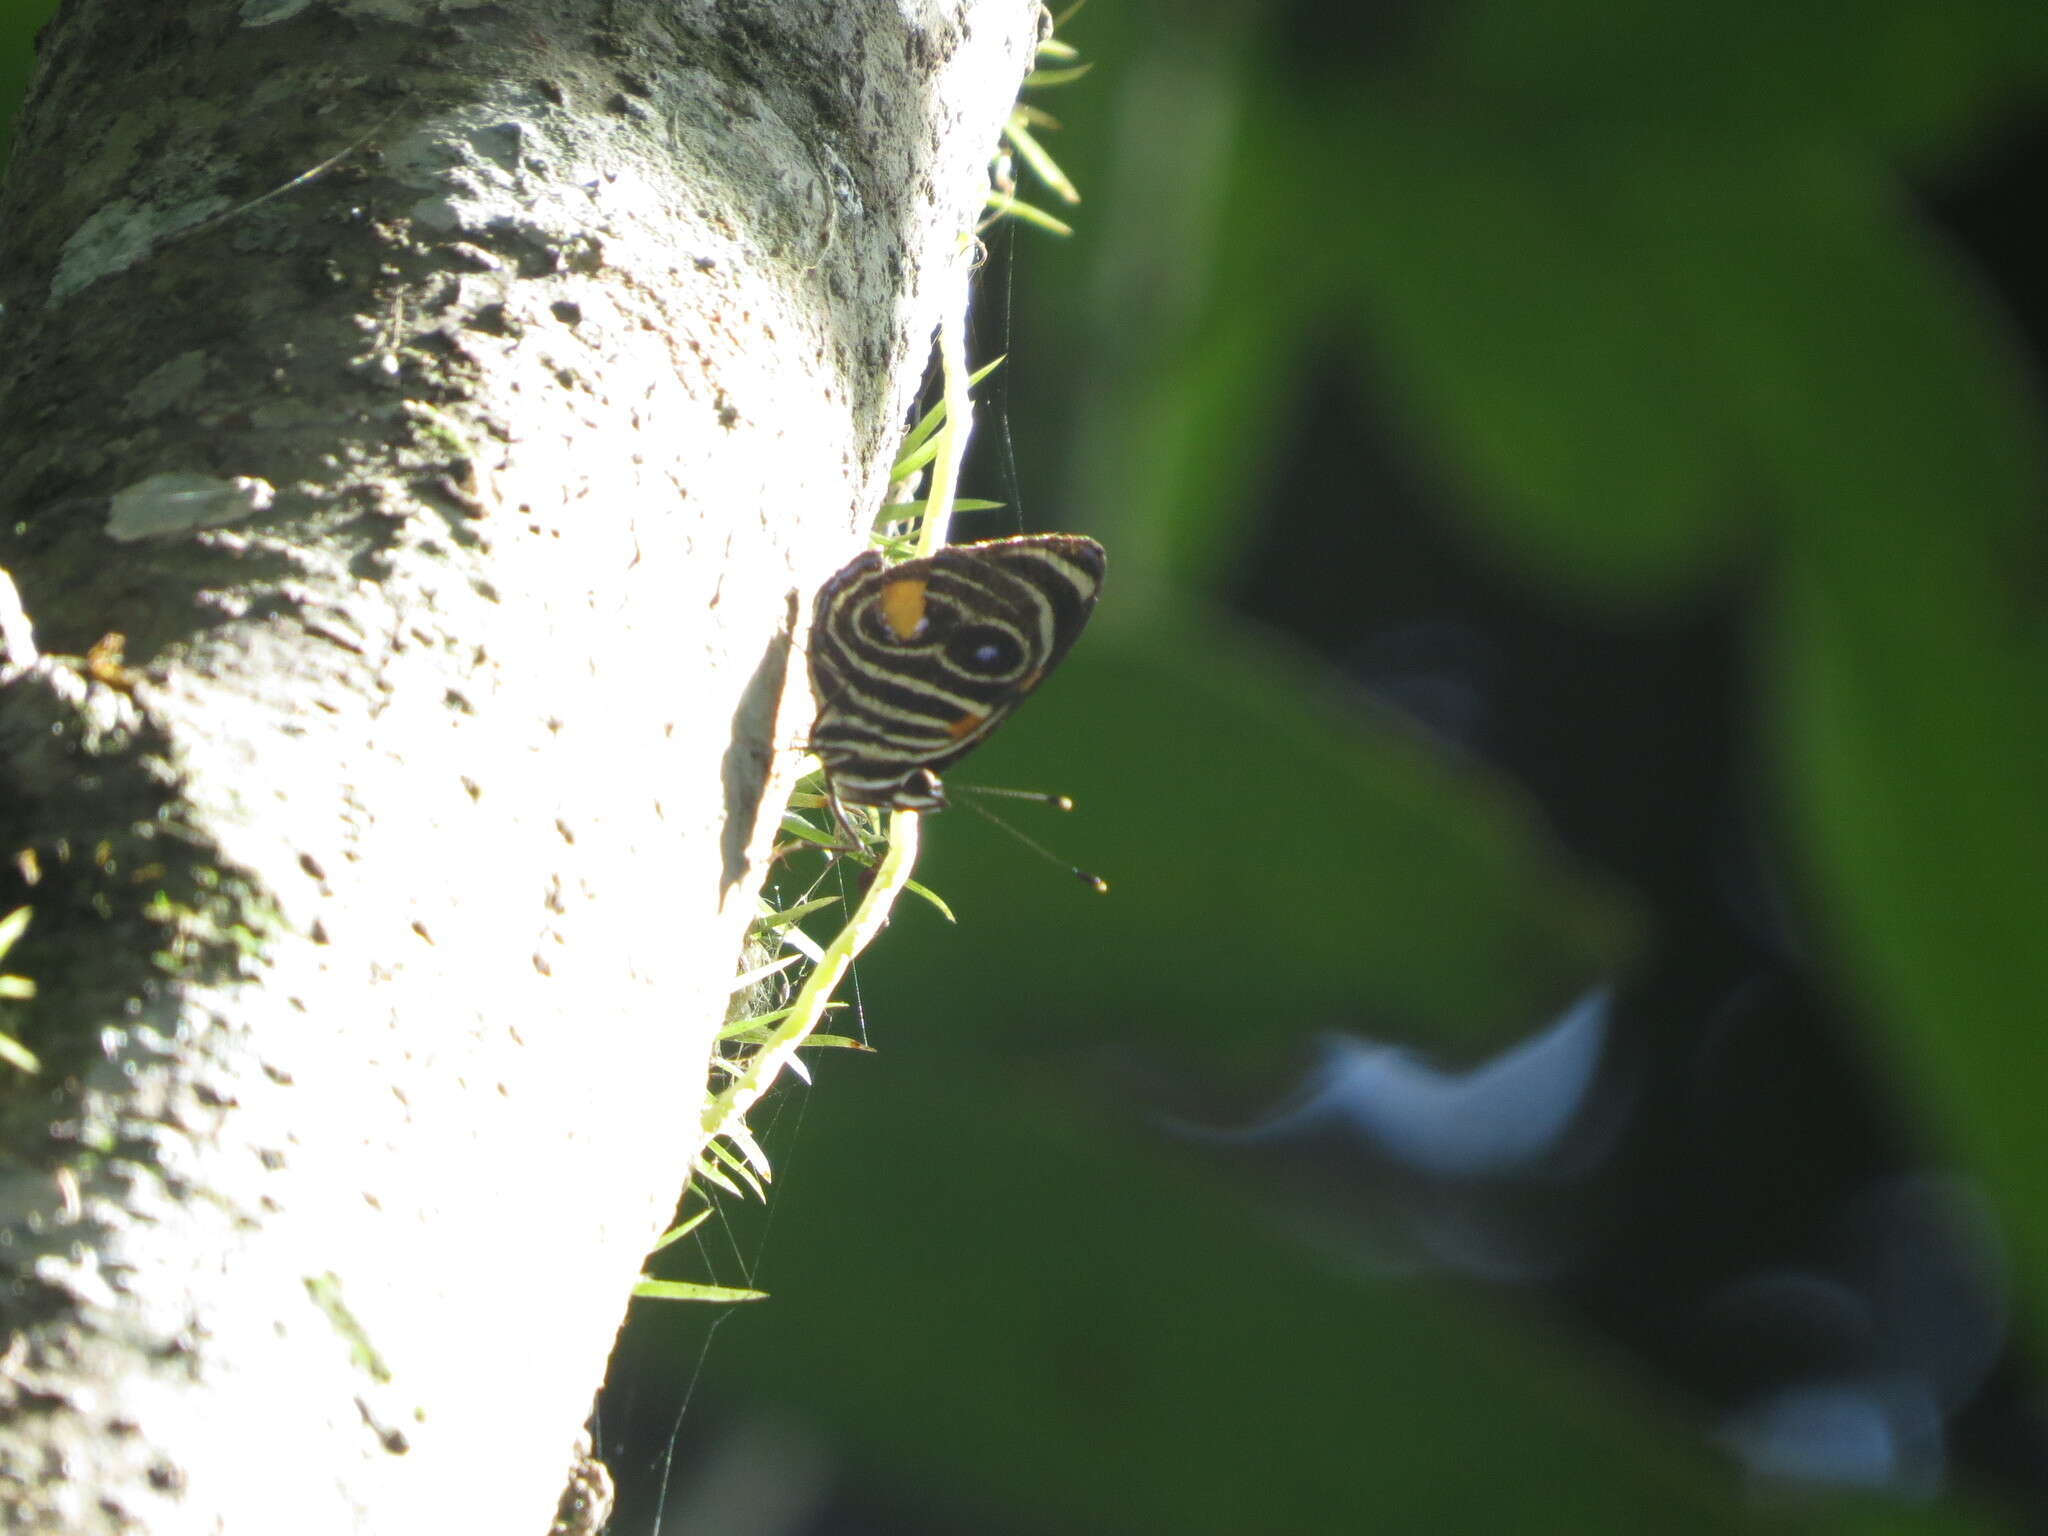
[808,534,1106,811]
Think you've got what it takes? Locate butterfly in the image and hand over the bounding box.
[806,534,1106,828]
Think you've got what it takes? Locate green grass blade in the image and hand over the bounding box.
[633,1277,769,1304]
[892,357,1007,478]
[691,1156,746,1201]
[1023,63,1093,88]
[982,192,1074,238]
[729,953,801,993]
[757,894,842,931]
[901,878,957,924]
[1002,117,1079,205]
[647,1207,715,1253]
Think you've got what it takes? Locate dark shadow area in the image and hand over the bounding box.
[721,597,797,894]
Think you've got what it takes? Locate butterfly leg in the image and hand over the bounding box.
[768,784,881,869]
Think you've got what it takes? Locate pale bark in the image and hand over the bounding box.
[0,1,1039,1530]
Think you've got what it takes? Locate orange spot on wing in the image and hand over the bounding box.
[878,578,929,640]
[945,709,988,739]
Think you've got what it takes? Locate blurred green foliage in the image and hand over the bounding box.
[0,2,51,168]
[720,1,2047,1530]
[7,2,2045,1530]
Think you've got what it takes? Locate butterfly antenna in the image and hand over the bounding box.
[956,788,1108,893]
[957,783,1078,811]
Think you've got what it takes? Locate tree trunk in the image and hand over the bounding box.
[0,1,1038,1530]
